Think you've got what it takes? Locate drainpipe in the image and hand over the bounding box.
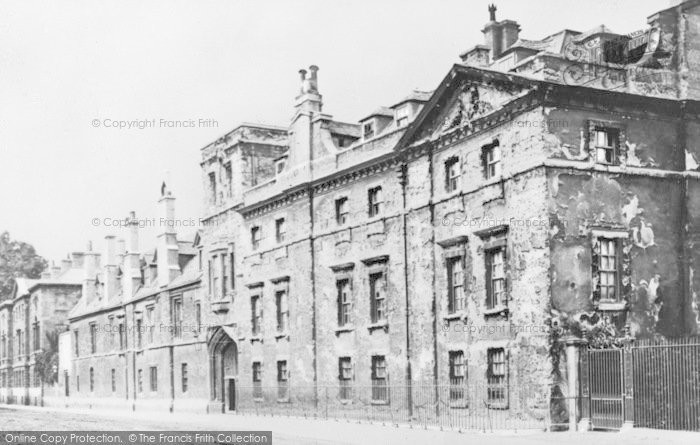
[399,161,413,416]
[679,101,691,334]
[427,142,439,417]
[309,113,318,409]
[129,308,136,409]
[169,345,175,412]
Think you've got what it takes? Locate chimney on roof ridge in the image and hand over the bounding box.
[295,65,322,113]
[51,261,61,279]
[157,184,180,288]
[104,235,119,302]
[122,211,141,298]
[83,241,100,305]
[61,257,72,274]
[482,5,520,62]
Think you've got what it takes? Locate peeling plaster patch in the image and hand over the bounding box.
[625,141,658,168]
[632,219,656,248]
[560,143,588,161]
[686,149,700,171]
[622,195,644,226]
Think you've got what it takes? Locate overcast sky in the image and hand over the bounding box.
[0,0,666,263]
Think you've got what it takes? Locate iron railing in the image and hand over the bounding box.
[632,337,700,431]
[233,380,549,432]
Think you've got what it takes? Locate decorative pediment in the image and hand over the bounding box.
[396,65,539,151]
[435,81,528,137]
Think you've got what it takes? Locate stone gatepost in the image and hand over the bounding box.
[562,335,588,431]
[621,336,635,432]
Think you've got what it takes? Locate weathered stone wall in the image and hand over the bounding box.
[544,106,697,338]
[313,165,408,388]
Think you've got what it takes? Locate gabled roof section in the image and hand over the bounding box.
[391,90,433,109]
[573,25,620,43]
[360,107,394,122]
[395,65,541,150]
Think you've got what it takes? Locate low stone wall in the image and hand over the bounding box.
[40,395,209,414]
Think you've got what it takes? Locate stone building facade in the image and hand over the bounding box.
[58,187,209,412]
[14,0,700,418]
[0,263,83,405]
[199,1,700,416]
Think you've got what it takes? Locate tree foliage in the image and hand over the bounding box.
[0,231,47,299]
[35,329,60,385]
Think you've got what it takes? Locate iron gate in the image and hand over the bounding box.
[587,348,625,429]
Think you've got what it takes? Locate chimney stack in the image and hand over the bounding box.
[83,241,99,305]
[121,211,142,298]
[157,183,180,287]
[51,261,61,279]
[61,257,72,274]
[295,65,322,113]
[70,251,85,269]
[103,235,120,302]
[481,5,520,62]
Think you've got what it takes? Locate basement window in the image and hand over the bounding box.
[338,357,353,400]
[487,348,508,407]
[371,355,388,403]
[277,360,289,401]
[448,350,467,402]
[252,362,262,399]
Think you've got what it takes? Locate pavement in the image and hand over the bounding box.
[0,404,698,444]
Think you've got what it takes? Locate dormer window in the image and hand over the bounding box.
[363,121,375,140]
[275,157,287,175]
[396,105,410,128]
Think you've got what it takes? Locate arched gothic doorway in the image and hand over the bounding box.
[208,326,238,412]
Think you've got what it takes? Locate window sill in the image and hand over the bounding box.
[370,400,390,406]
[250,335,263,343]
[274,331,289,340]
[443,312,467,322]
[367,322,389,332]
[276,398,291,404]
[449,401,470,409]
[253,397,264,403]
[335,325,355,335]
[483,306,508,317]
[596,301,627,312]
[443,188,461,199]
[486,402,509,410]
